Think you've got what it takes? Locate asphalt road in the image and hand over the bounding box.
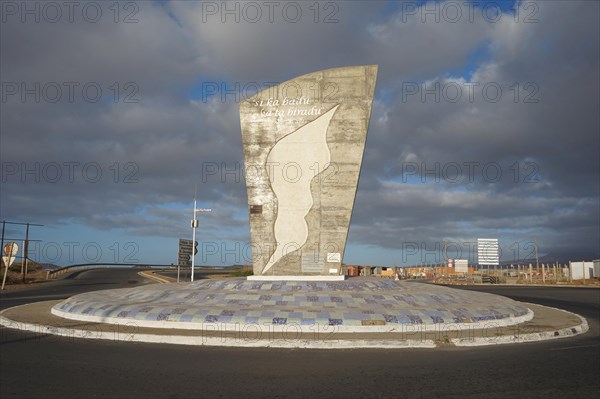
[0,268,155,311]
[157,267,234,282]
[1,269,599,399]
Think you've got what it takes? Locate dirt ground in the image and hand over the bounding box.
[0,262,51,290]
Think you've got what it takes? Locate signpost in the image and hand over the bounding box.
[176,191,212,283]
[178,239,195,266]
[1,242,19,290]
[177,239,197,282]
[190,190,211,282]
[191,209,211,282]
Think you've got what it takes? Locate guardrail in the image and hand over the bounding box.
[46,263,173,279]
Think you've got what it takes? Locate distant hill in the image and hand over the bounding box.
[499,252,599,265]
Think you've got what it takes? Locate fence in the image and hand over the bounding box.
[427,262,599,285]
[345,262,600,285]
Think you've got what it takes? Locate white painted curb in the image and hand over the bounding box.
[452,303,589,347]
[0,303,588,349]
[0,304,435,349]
[137,271,171,284]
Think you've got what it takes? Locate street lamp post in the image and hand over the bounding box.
[190,195,211,282]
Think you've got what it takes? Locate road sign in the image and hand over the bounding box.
[477,238,499,266]
[178,239,198,266]
[1,242,19,290]
[3,242,18,256]
[455,259,469,273]
[2,242,18,267]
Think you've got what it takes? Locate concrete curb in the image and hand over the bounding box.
[0,302,588,349]
[138,271,173,284]
[0,303,436,349]
[451,302,589,347]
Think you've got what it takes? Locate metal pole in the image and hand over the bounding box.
[23,223,29,281]
[533,236,539,274]
[1,222,6,290]
[20,240,25,277]
[542,263,545,284]
[443,240,447,261]
[191,197,197,282]
[21,240,26,279]
[569,261,572,283]
[0,221,5,265]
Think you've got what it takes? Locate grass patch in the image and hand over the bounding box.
[229,269,254,277]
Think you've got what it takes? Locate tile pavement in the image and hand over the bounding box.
[52,277,531,329]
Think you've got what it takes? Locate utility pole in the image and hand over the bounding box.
[190,188,211,282]
[0,222,5,289]
[23,223,30,280]
[191,194,197,282]
[443,240,447,274]
[533,236,540,275]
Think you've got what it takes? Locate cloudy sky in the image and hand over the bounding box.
[1,0,598,267]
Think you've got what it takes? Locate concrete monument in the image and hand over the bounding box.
[240,65,377,277]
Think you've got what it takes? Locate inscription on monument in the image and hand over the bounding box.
[301,254,325,273]
[255,96,324,119]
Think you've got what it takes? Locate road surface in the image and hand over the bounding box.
[1,269,598,399]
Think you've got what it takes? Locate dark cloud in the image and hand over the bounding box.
[1,1,598,264]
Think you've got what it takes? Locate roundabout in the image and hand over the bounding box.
[0,277,588,348]
[1,268,598,399]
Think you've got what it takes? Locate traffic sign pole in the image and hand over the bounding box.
[191,197,197,282]
[23,223,30,282]
[190,193,211,282]
[0,222,5,290]
[1,242,19,291]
